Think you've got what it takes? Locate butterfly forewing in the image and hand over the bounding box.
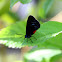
[25,15,40,38]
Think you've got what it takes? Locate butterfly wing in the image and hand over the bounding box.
[25,15,40,38]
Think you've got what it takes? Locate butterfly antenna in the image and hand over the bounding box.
[16,33,25,36]
[21,37,26,45]
[23,37,25,42]
[30,38,33,43]
[32,36,37,40]
[16,33,25,38]
[23,37,28,43]
[27,38,28,43]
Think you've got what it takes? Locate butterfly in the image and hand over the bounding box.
[25,15,40,40]
[17,15,40,43]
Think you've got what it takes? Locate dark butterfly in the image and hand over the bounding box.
[25,15,40,39]
[17,15,40,43]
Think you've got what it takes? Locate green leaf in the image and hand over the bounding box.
[10,0,32,8]
[24,49,61,62]
[0,21,62,48]
[19,0,32,4]
[37,21,62,49]
[0,0,10,15]
[50,53,62,62]
[0,21,26,48]
[38,0,54,18]
[40,31,62,49]
[43,0,54,15]
[1,12,20,25]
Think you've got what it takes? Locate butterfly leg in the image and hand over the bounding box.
[27,38,28,42]
[19,36,23,38]
[16,33,25,36]
[30,38,33,43]
[22,37,25,45]
[32,36,37,40]
[16,33,25,38]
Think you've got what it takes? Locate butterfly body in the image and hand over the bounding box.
[25,15,40,38]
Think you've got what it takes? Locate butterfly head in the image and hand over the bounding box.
[25,34,31,38]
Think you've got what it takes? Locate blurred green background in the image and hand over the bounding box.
[0,0,62,62]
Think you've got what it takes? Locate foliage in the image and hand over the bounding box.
[38,0,54,19]
[0,21,62,49]
[50,53,62,62]
[24,49,62,62]
[1,12,20,25]
[0,0,62,62]
[10,0,32,8]
[0,0,10,15]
